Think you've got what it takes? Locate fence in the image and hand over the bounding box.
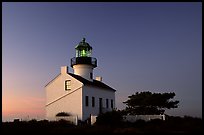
[123,115,165,122]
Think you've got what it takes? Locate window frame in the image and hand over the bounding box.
[65,80,71,90]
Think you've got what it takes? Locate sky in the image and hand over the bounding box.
[2,2,202,121]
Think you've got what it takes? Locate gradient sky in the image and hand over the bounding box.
[2,2,202,121]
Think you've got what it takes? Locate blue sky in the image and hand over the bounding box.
[2,2,202,121]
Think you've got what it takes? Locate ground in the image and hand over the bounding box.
[2,116,202,134]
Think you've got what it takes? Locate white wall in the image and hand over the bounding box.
[46,87,83,120]
[73,64,94,81]
[45,73,83,120]
[82,85,115,121]
[45,73,83,105]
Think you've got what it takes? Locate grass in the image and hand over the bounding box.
[2,116,203,134]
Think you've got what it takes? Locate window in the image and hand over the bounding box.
[85,96,89,107]
[111,99,113,109]
[92,97,95,107]
[90,73,92,79]
[65,80,71,90]
[99,98,103,114]
[106,99,109,108]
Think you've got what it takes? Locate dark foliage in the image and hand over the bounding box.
[95,110,124,126]
[2,119,75,134]
[2,116,202,134]
[123,91,179,115]
[56,112,70,116]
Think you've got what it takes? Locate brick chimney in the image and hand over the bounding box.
[61,66,68,74]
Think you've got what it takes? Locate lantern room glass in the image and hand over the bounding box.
[75,38,92,57]
[76,48,92,57]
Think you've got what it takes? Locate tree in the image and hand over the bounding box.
[123,91,179,115]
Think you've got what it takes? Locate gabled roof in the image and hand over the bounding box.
[45,73,61,87]
[68,73,116,92]
[45,72,116,92]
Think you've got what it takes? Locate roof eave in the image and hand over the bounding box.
[45,73,61,87]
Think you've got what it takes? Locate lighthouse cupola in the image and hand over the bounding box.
[71,38,97,81]
[75,38,92,57]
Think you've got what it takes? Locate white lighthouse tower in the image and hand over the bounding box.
[71,38,97,81]
[45,38,115,122]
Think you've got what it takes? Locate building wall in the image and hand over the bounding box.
[82,85,115,121]
[45,73,83,120]
[45,73,83,105]
[46,88,83,120]
[45,69,116,121]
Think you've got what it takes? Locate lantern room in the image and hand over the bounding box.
[75,38,92,57]
[71,38,97,68]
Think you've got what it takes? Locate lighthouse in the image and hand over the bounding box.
[71,38,97,81]
[45,38,116,122]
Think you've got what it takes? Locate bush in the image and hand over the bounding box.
[95,110,124,126]
[56,112,70,116]
[132,119,146,127]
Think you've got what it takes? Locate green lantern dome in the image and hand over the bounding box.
[71,38,97,68]
[75,38,92,57]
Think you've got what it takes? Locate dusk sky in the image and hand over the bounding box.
[2,2,202,121]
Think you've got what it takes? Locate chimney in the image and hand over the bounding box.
[95,76,102,82]
[61,66,68,74]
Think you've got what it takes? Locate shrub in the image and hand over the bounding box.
[56,112,70,116]
[95,110,124,126]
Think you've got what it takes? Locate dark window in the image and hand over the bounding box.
[111,99,113,109]
[92,97,95,107]
[90,72,93,79]
[85,96,89,106]
[65,80,71,90]
[106,99,109,108]
[99,98,102,114]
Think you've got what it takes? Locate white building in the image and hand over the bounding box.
[45,38,116,121]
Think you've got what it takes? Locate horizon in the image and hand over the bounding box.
[2,2,202,121]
